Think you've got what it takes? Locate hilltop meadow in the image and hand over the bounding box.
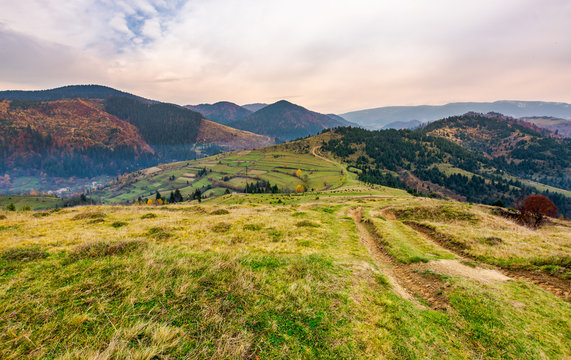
[1,185,570,359]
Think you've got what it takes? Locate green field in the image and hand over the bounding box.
[0,195,63,211]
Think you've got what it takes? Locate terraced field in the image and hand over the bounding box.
[94,145,353,204]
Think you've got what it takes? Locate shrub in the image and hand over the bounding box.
[6,203,16,211]
[0,214,6,220]
[1,247,49,262]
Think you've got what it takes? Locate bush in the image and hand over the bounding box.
[6,203,16,211]
[518,195,558,227]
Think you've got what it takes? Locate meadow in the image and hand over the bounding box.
[1,190,569,359]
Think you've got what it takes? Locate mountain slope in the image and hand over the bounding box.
[316,126,570,216]
[342,100,571,129]
[0,99,154,178]
[185,101,252,125]
[241,103,268,112]
[421,112,570,190]
[231,100,352,140]
[0,84,151,103]
[383,119,422,130]
[196,119,275,149]
[0,96,275,193]
[520,116,571,138]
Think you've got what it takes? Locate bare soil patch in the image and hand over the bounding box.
[408,221,571,301]
[350,207,449,310]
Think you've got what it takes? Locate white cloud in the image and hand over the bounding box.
[0,0,570,112]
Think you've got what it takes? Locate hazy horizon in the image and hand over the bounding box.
[1,0,570,113]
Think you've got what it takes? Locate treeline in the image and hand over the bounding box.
[104,97,203,146]
[244,180,279,194]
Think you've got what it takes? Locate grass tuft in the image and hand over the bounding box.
[212,222,231,233]
[146,227,172,239]
[295,220,320,227]
[141,213,157,219]
[211,209,230,215]
[69,239,146,260]
[1,247,49,262]
[111,221,128,228]
[72,211,106,221]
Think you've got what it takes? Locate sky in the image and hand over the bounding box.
[0,0,569,113]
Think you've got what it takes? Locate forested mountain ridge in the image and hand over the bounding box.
[0,96,274,192]
[231,100,353,140]
[185,101,252,125]
[0,84,152,103]
[421,112,570,190]
[0,99,154,178]
[316,126,570,216]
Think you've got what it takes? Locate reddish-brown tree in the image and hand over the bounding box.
[518,194,558,227]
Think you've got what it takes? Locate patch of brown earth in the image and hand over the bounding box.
[407,221,570,301]
[350,207,449,310]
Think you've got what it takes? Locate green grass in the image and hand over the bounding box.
[0,196,569,359]
[0,195,63,211]
[368,210,456,264]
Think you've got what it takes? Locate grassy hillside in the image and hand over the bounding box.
[521,116,571,138]
[0,195,62,210]
[92,141,359,204]
[0,193,569,359]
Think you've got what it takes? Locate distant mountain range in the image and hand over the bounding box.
[241,103,268,112]
[230,100,354,141]
[185,101,252,125]
[186,100,355,141]
[341,101,571,129]
[383,119,422,130]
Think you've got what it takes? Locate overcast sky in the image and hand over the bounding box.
[0,0,569,113]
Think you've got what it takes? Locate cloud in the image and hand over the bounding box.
[0,0,570,112]
[0,26,109,87]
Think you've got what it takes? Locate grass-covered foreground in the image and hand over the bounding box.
[0,192,569,359]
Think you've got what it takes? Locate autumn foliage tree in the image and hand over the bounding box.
[518,194,558,227]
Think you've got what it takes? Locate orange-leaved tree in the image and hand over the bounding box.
[519,194,558,227]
